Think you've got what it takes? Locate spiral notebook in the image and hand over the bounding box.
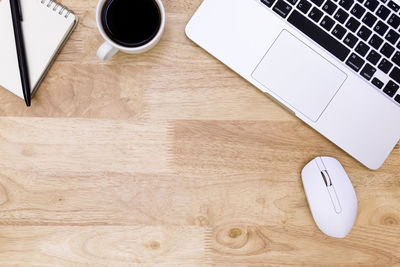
[0,0,77,99]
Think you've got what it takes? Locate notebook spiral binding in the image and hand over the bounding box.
[40,0,72,18]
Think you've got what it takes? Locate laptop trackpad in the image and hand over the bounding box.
[252,30,347,122]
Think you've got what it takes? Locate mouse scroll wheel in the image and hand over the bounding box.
[321,170,332,187]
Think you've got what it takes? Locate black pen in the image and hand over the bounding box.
[9,0,31,107]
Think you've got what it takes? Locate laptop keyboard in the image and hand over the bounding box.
[260,0,400,106]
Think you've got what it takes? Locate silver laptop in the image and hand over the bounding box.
[186,0,400,169]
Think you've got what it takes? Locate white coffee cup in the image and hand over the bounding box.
[96,0,165,60]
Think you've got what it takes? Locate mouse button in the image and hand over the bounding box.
[301,160,327,190]
[302,164,337,214]
[326,166,352,196]
[301,159,321,182]
[327,186,342,214]
[319,157,340,171]
[320,157,347,183]
[315,157,326,172]
[336,183,358,214]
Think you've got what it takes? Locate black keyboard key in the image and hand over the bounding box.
[380,43,395,58]
[383,80,399,97]
[389,67,400,84]
[355,41,370,55]
[334,8,350,23]
[346,17,361,32]
[297,0,312,13]
[362,12,378,27]
[309,7,324,22]
[387,0,400,11]
[388,14,400,29]
[357,25,372,40]
[367,49,382,64]
[364,0,380,11]
[321,15,336,30]
[393,51,400,66]
[346,52,365,71]
[376,5,391,20]
[273,0,293,18]
[261,0,276,7]
[287,10,351,61]
[332,24,348,39]
[372,77,384,88]
[369,34,384,49]
[351,3,366,18]
[361,63,377,80]
[344,32,359,47]
[322,0,338,14]
[373,20,389,36]
[288,0,299,4]
[398,42,400,49]
[339,0,354,9]
[395,94,400,103]
[311,0,325,6]
[385,29,400,45]
[378,58,393,73]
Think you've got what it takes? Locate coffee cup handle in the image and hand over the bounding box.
[97,42,119,60]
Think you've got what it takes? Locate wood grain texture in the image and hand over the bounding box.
[0,0,399,266]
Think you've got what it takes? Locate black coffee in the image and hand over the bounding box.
[101,0,161,47]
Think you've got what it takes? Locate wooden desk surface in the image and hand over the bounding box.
[0,0,399,265]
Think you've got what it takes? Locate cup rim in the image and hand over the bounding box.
[96,0,165,52]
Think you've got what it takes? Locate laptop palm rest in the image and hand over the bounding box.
[252,30,347,122]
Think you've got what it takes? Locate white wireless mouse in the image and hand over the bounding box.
[301,157,358,238]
